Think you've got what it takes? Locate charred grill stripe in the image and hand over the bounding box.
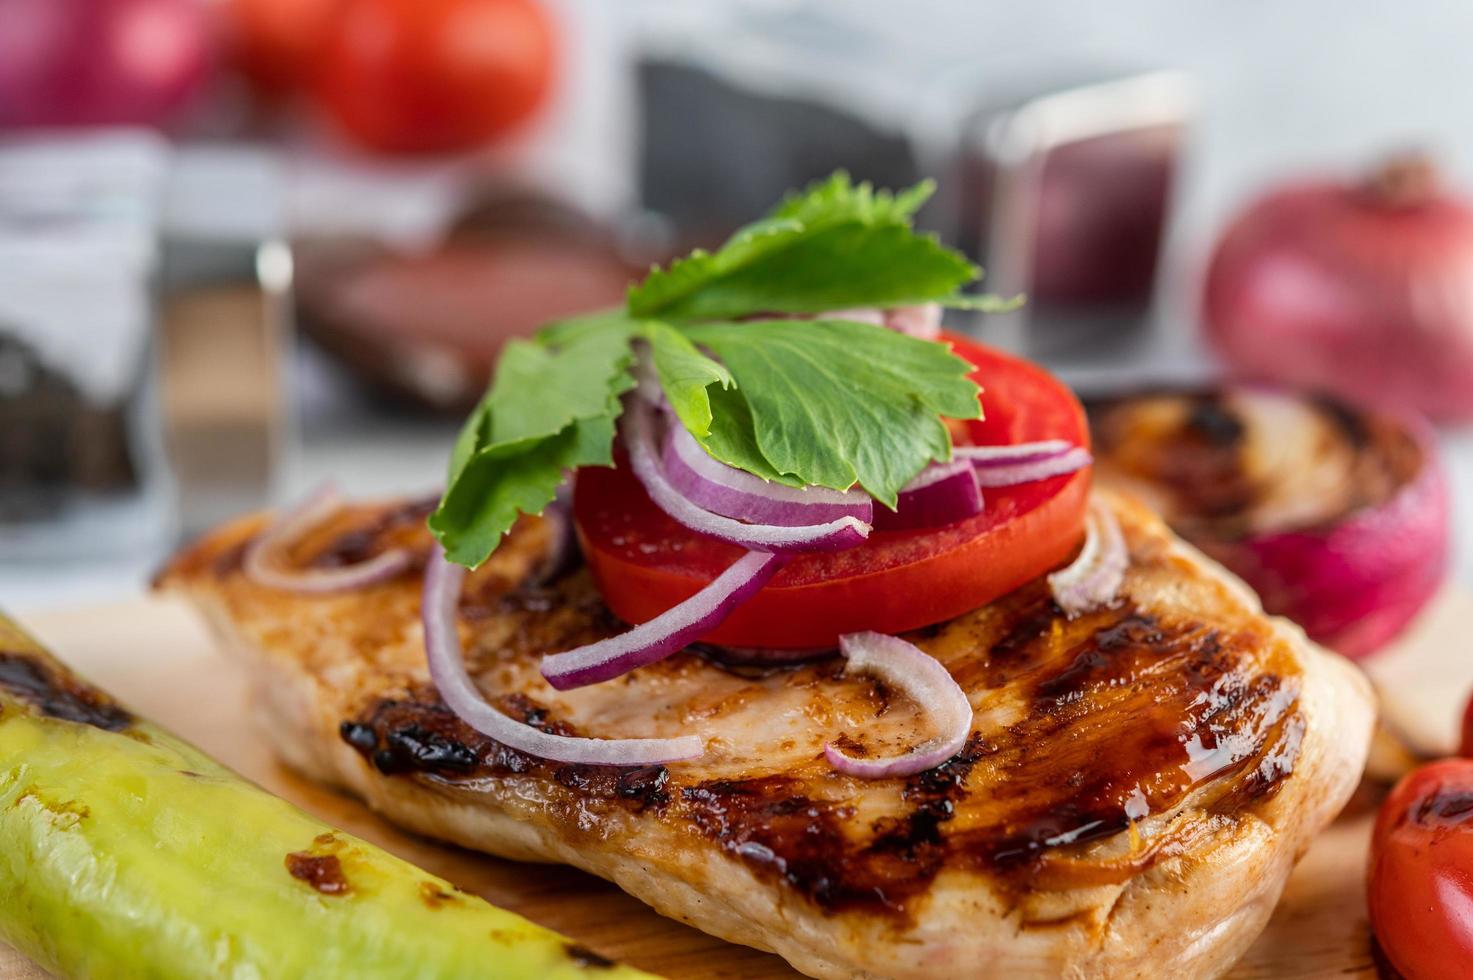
[298,506,1307,921]
[0,652,132,731]
[339,695,673,811]
[679,606,1301,916]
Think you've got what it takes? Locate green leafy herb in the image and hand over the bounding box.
[642,320,732,439]
[685,320,981,506]
[431,172,1011,567]
[628,173,980,322]
[428,314,637,566]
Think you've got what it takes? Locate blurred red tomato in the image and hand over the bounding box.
[311,0,556,155]
[0,0,210,128]
[1369,759,1473,979]
[225,0,340,98]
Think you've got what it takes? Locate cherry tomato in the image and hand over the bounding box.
[573,335,1092,649]
[311,0,556,155]
[225,0,340,98]
[1369,759,1473,979]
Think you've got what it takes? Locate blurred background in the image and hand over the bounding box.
[4,0,1473,613]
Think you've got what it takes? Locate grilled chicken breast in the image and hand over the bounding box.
[157,491,1374,980]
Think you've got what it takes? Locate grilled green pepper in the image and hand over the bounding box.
[0,613,651,980]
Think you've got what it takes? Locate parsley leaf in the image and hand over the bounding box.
[429,415,618,567]
[431,172,1010,568]
[642,320,733,438]
[628,173,978,321]
[427,314,637,566]
[684,319,983,506]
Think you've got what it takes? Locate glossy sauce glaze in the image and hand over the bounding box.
[278,497,1312,920]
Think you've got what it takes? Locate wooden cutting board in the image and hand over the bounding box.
[6,589,1470,979]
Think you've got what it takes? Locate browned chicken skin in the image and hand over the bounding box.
[158,491,1373,979]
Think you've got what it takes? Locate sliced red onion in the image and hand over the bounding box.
[883,303,943,339]
[541,550,787,690]
[1048,498,1129,617]
[625,396,871,553]
[971,447,1092,488]
[244,483,413,593]
[873,460,983,531]
[423,549,704,765]
[824,631,974,779]
[663,422,873,527]
[954,439,1076,467]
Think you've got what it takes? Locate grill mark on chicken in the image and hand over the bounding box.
[342,694,677,813]
[308,531,1306,919]
[156,493,1375,978]
[672,602,1303,915]
[330,586,1305,920]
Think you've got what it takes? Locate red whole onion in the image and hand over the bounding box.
[0,0,211,128]
[1205,154,1473,422]
[1089,386,1449,659]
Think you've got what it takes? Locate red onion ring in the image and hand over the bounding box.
[972,447,1092,488]
[872,460,983,531]
[954,439,1076,466]
[540,550,788,690]
[244,484,413,593]
[1048,497,1128,617]
[824,631,974,779]
[423,549,704,765]
[625,396,871,553]
[663,422,873,527]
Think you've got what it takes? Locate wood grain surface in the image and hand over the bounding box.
[7,588,1468,979]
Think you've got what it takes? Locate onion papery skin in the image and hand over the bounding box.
[1204,164,1473,422]
[1206,424,1449,660]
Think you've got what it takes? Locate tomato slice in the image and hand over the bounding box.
[1370,759,1473,979]
[572,334,1091,648]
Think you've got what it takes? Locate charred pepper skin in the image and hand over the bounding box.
[0,614,650,980]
